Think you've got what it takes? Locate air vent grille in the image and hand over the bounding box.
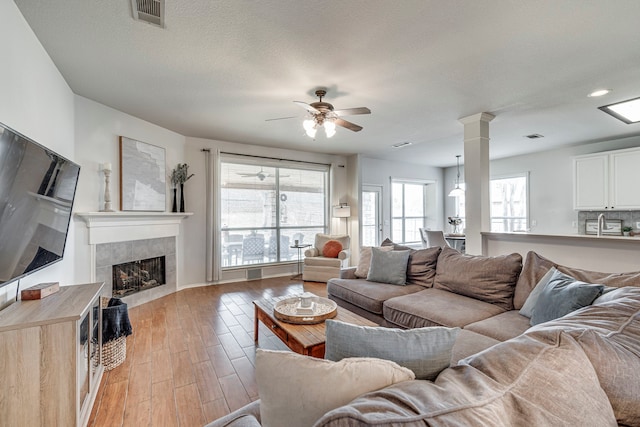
[524,134,544,139]
[392,141,412,149]
[131,0,164,27]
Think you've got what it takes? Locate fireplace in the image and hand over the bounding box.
[112,256,166,297]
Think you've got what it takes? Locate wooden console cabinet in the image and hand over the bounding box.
[0,282,104,427]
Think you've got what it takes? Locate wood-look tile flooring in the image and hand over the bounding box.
[88,277,326,427]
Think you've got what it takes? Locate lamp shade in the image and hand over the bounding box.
[332,205,351,218]
[448,187,464,197]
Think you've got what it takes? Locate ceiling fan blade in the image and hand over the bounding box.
[333,107,371,116]
[265,116,297,122]
[335,118,363,132]
[293,101,320,114]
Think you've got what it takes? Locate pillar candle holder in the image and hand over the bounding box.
[101,167,115,212]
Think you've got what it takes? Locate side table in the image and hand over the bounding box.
[290,243,311,279]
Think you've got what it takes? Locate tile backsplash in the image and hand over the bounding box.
[578,211,640,234]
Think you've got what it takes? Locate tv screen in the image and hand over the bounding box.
[0,122,80,287]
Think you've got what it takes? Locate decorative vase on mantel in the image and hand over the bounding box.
[179,183,185,213]
[171,188,178,213]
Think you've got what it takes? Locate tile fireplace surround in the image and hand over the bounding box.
[75,212,191,307]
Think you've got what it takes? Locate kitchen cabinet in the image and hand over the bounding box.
[574,147,640,210]
[0,282,104,427]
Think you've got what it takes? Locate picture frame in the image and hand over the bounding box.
[119,136,166,211]
[585,219,622,235]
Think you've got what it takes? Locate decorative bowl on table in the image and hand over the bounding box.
[273,292,338,324]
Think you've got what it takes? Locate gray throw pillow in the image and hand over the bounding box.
[325,319,460,380]
[530,270,605,326]
[519,267,557,318]
[367,247,410,285]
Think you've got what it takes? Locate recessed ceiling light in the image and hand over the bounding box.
[391,142,412,149]
[588,89,610,97]
[599,97,640,124]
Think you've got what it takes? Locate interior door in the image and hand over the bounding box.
[361,185,382,246]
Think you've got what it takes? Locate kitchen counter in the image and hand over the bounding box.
[482,231,640,273]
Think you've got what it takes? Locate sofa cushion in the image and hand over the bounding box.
[450,329,500,364]
[529,269,604,326]
[513,250,640,309]
[383,288,505,329]
[433,247,522,310]
[381,239,441,287]
[304,256,342,267]
[315,330,617,427]
[354,245,392,278]
[255,349,414,427]
[325,320,459,380]
[529,287,640,426]
[464,310,531,342]
[367,248,410,285]
[327,278,425,315]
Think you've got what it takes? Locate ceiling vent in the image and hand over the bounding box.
[524,134,544,139]
[392,141,412,149]
[131,0,165,28]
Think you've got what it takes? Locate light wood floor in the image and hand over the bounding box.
[88,277,327,427]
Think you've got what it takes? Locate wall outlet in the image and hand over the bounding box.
[531,219,537,227]
[572,221,577,228]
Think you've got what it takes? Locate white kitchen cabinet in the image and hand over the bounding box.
[574,147,640,210]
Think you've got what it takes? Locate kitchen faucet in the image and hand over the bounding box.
[597,213,608,237]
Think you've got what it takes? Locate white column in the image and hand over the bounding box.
[459,112,495,255]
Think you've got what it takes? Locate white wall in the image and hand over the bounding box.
[0,1,76,308]
[360,157,444,242]
[444,135,640,236]
[73,96,186,284]
[182,137,348,286]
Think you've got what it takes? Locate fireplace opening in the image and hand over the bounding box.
[112,256,166,297]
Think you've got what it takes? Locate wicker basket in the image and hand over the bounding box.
[101,297,128,371]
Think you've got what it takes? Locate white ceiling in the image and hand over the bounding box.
[14,0,640,167]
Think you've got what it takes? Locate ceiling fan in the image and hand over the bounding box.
[237,167,289,181]
[269,89,371,138]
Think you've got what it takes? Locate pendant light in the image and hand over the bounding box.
[448,155,464,197]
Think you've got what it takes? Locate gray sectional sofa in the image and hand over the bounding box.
[208,244,640,427]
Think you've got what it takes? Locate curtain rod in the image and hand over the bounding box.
[218,151,330,167]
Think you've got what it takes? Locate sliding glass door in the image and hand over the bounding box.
[220,159,328,267]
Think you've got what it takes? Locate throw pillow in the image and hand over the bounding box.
[433,247,522,310]
[380,239,441,287]
[367,247,410,285]
[514,250,640,310]
[325,319,460,380]
[255,349,414,427]
[519,267,557,318]
[322,240,343,258]
[354,245,393,278]
[529,270,605,326]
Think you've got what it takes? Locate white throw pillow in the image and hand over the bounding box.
[255,349,414,427]
[354,245,392,278]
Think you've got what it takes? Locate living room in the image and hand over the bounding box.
[2,1,640,426]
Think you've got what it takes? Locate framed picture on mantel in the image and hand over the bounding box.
[119,136,166,211]
[585,219,622,235]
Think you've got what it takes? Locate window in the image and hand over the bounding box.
[490,174,528,232]
[392,181,427,244]
[453,174,528,232]
[220,158,328,267]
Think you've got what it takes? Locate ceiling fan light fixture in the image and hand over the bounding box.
[303,118,317,138]
[324,120,336,138]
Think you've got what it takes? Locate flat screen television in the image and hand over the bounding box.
[0,121,80,288]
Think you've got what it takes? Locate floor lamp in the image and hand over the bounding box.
[332,204,351,235]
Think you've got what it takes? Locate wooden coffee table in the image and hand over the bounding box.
[254,295,376,358]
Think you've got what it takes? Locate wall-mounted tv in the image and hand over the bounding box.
[0,122,80,288]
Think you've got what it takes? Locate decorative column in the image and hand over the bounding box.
[459,112,495,255]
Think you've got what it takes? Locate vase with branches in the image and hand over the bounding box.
[170,163,194,212]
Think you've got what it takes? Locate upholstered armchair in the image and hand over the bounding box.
[302,234,350,282]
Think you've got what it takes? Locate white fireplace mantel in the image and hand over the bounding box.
[75,211,192,244]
